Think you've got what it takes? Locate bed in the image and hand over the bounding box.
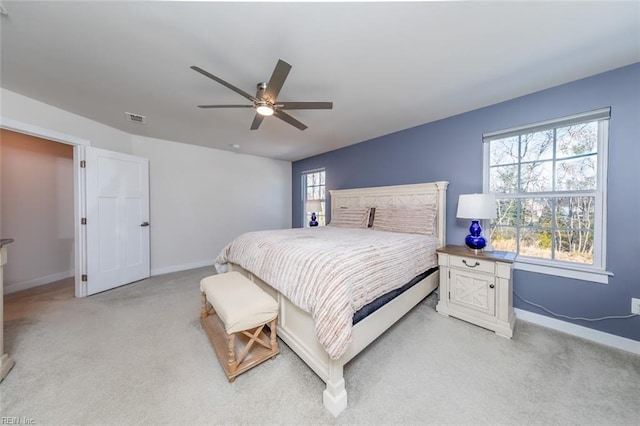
[214,181,448,416]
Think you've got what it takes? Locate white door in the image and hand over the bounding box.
[85,147,150,295]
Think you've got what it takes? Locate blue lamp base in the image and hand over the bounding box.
[309,212,318,227]
[465,220,486,250]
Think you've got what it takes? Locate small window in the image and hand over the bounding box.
[302,169,326,227]
[484,108,609,282]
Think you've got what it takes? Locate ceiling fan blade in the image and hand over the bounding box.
[198,104,254,109]
[274,110,307,131]
[191,66,257,102]
[278,102,333,110]
[250,114,265,130]
[262,59,292,103]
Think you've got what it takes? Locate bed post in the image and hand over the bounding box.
[435,181,449,247]
[323,360,347,417]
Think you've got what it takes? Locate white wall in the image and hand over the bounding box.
[1,88,133,153]
[131,136,291,275]
[1,130,74,292]
[1,89,292,283]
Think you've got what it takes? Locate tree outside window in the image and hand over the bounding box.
[485,110,608,268]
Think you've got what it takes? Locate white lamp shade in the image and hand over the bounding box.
[456,193,497,220]
[306,199,323,212]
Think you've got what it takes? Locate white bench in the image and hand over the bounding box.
[200,272,279,382]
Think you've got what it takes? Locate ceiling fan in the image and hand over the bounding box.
[191,59,332,131]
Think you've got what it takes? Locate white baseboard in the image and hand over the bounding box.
[3,262,214,294]
[515,308,640,355]
[4,270,74,294]
[151,260,214,277]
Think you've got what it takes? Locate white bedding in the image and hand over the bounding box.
[214,226,439,359]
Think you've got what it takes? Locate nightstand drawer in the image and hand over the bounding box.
[449,255,494,274]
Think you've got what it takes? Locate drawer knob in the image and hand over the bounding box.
[462,260,480,268]
[489,284,495,289]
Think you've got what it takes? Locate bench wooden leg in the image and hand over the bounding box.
[227,333,237,381]
[201,292,214,319]
[269,318,278,355]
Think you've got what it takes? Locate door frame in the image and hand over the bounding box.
[0,116,90,297]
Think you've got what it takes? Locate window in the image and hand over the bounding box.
[484,108,610,283]
[302,169,326,227]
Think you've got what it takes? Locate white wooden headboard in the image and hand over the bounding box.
[329,181,449,247]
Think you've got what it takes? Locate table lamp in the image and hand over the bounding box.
[456,193,497,251]
[306,199,323,227]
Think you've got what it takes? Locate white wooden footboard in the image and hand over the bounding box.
[230,263,439,416]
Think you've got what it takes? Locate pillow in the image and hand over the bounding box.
[372,205,437,235]
[329,206,370,228]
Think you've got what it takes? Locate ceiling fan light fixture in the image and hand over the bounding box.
[256,103,274,116]
[192,59,332,130]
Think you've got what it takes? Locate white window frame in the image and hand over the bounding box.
[301,168,326,227]
[483,108,611,284]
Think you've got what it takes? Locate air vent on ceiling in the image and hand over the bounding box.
[125,112,146,124]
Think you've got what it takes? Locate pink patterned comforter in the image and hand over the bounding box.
[214,226,438,359]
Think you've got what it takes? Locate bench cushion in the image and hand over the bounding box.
[201,272,278,334]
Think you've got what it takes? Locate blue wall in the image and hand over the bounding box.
[292,63,640,342]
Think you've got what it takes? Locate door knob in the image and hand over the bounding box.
[141,222,150,227]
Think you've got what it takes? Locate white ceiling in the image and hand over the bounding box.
[1,1,639,162]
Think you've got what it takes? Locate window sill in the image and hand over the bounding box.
[514,258,612,284]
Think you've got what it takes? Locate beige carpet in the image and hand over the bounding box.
[2,267,639,425]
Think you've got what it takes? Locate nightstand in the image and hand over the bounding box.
[435,245,516,338]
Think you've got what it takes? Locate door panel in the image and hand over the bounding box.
[450,269,496,318]
[125,198,143,266]
[86,147,150,295]
[98,197,118,272]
